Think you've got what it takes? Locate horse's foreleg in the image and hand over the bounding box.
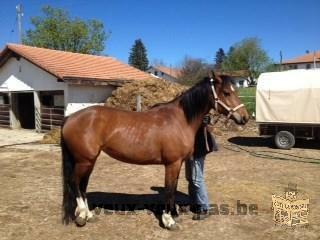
[162,160,182,230]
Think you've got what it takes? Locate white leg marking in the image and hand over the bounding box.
[85,198,94,219]
[162,213,176,229]
[76,197,87,219]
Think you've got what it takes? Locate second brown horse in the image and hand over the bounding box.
[61,72,249,229]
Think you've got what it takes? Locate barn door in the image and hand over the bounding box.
[11,92,35,129]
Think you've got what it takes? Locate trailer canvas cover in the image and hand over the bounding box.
[256,70,320,124]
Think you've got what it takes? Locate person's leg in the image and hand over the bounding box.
[192,157,209,212]
[185,157,210,216]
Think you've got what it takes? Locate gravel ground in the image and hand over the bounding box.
[0,122,319,240]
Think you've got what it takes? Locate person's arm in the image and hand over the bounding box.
[203,115,218,152]
[206,128,218,152]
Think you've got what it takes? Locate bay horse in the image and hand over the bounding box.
[61,72,249,229]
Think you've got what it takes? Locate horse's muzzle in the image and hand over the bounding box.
[233,112,249,125]
[241,115,250,125]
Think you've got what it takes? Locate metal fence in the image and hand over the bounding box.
[0,104,10,128]
[40,106,64,131]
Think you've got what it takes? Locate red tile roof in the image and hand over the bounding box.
[0,44,152,82]
[283,51,320,64]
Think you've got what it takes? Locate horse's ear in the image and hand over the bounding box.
[208,70,214,79]
[210,70,222,83]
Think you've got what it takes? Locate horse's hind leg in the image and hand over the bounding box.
[162,160,183,230]
[73,160,95,226]
[79,174,96,222]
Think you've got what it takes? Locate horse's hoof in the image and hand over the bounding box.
[166,222,180,231]
[75,216,87,227]
[94,207,102,215]
[173,215,182,223]
[162,213,180,230]
[87,215,98,223]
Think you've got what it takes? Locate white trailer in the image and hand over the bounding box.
[256,70,320,149]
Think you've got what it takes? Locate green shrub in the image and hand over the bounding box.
[237,87,256,116]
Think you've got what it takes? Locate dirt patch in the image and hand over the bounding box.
[0,122,319,240]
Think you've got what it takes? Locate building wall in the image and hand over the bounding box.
[233,77,249,88]
[0,57,66,91]
[147,67,178,82]
[65,84,116,115]
[0,56,119,124]
[0,57,67,130]
[283,62,320,70]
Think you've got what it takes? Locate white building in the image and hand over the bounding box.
[147,65,181,82]
[0,44,151,131]
[282,51,320,70]
[217,70,250,88]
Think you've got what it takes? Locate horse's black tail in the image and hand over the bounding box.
[61,119,77,225]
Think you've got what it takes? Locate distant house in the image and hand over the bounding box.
[218,70,250,88]
[147,65,181,82]
[281,51,320,70]
[0,44,151,131]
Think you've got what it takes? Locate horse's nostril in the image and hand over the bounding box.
[242,116,249,124]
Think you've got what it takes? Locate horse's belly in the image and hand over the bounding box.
[102,146,162,165]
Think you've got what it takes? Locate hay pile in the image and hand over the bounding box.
[105,78,245,134]
[40,127,61,144]
[105,78,188,111]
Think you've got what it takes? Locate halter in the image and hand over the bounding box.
[210,78,245,119]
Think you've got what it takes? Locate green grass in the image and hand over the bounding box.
[237,87,256,116]
[237,87,256,96]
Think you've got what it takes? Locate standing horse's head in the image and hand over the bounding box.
[209,71,249,125]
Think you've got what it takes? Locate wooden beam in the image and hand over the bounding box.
[63,77,132,87]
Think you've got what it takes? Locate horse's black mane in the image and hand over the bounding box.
[151,75,232,123]
[179,77,212,123]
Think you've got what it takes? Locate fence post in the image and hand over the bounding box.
[50,108,53,130]
[136,95,142,112]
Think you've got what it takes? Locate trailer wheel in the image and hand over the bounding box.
[274,131,295,149]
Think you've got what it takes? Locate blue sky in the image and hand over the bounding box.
[0,0,319,66]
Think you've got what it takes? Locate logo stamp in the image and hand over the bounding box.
[272,183,309,227]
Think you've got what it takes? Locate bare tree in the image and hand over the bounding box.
[178,57,211,86]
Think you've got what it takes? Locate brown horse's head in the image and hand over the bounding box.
[209,71,250,125]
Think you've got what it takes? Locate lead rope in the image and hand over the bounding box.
[204,126,210,152]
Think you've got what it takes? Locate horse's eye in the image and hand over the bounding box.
[223,91,231,97]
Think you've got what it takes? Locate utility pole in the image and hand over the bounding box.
[16,4,23,44]
[279,51,283,71]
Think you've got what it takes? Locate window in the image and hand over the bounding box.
[40,95,54,106]
[306,64,311,69]
[154,71,158,76]
[40,91,64,107]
